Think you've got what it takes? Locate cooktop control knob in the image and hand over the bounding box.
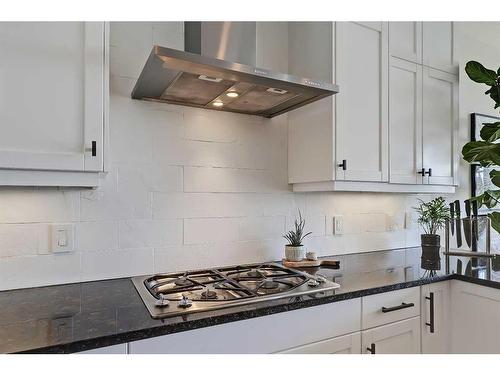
[316,274,327,284]
[308,278,320,287]
[155,293,170,307]
[178,295,193,308]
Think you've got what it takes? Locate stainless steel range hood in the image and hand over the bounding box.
[131,22,339,118]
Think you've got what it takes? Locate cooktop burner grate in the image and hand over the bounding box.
[133,262,340,319]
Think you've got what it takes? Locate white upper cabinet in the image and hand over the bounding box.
[390,21,455,74]
[0,22,108,187]
[422,67,458,186]
[286,21,458,192]
[389,58,423,184]
[336,22,388,183]
[423,22,456,74]
[389,22,422,63]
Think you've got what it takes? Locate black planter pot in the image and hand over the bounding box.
[421,234,441,271]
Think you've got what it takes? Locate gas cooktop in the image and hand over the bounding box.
[132,263,340,319]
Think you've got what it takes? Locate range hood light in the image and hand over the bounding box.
[212,101,224,107]
[267,87,288,95]
[226,92,239,98]
[198,75,223,83]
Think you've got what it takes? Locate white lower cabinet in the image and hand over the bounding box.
[450,280,500,353]
[362,317,421,354]
[421,281,451,353]
[79,343,128,354]
[277,332,361,354]
[129,299,361,354]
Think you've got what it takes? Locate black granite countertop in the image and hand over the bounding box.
[1,246,499,354]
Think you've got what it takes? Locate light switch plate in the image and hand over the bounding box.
[50,224,74,253]
[333,216,344,235]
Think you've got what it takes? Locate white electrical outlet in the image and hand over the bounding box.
[51,224,74,253]
[333,216,344,235]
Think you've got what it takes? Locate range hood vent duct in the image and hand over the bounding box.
[131,22,339,118]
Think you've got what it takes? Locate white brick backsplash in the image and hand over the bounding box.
[117,164,183,193]
[184,218,240,245]
[184,112,239,143]
[81,248,154,281]
[154,241,271,273]
[119,219,182,248]
[184,166,288,193]
[286,214,325,237]
[75,222,119,252]
[153,192,303,219]
[0,188,79,224]
[304,235,345,257]
[344,231,406,254]
[0,253,81,290]
[152,22,184,50]
[0,224,39,258]
[239,216,285,241]
[110,22,154,79]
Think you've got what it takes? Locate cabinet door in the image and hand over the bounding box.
[389,22,422,63]
[423,22,455,74]
[335,22,388,182]
[0,22,106,173]
[422,67,458,186]
[451,281,500,353]
[421,281,450,354]
[389,57,423,184]
[277,332,361,354]
[362,317,421,354]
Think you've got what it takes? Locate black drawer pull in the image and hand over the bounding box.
[381,302,414,313]
[366,343,376,354]
[338,159,347,170]
[425,292,435,333]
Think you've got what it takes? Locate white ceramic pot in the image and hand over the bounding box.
[285,245,305,261]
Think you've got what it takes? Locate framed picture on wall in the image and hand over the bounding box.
[471,113,500,214]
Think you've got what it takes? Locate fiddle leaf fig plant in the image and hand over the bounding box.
[463,61,500,233]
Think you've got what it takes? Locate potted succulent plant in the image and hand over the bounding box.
[283,211,312,262]
[414,197,451,273]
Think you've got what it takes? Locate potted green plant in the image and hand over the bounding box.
[414,197,450,272]
[283,211,312,262]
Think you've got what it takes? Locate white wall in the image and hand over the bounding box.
[0,22,498,291]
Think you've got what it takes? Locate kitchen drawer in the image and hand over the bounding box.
[129,299,361,354]
[362,287,420,329]
[277,332,361,354]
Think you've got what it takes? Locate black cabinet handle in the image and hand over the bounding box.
[425,292,435,333]
[381,302,414,313]
[366,343,376,354]
[85,141,97,157]
[417,168,425,175]
[338,159,347,170]
[425,168,432,176]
